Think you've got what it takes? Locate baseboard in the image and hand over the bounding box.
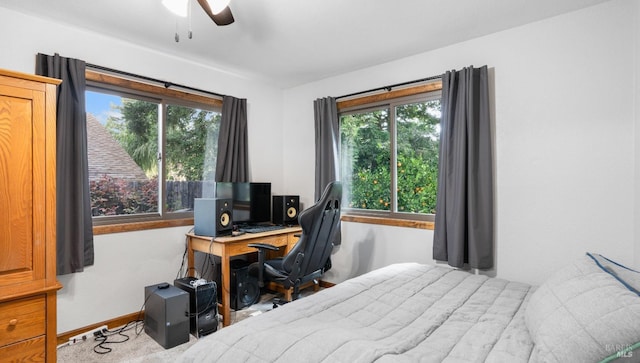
[57,281,334,345]
[57,311,144,345]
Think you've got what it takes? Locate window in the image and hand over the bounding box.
[85,73,221,225]
[339,85,441,221]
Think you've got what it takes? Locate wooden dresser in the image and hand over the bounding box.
[0,69,62,362]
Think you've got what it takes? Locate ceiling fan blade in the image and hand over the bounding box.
[211,6,234,26]
[197,0,235,26]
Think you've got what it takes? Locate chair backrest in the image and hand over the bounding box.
[281,181,342,279]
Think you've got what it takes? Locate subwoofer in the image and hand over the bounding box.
[194,198,233,237]
[230,260,260,310]
[144,283,190,349]
[272,195,299,225]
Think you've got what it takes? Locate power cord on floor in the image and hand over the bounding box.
[92,286,153,354]
[93,320,144,354]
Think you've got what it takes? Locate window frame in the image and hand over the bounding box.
[85,71,222,229]
[337,81,442,223]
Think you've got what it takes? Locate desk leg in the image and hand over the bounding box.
[221,249,231,327]
[187,237,195,278]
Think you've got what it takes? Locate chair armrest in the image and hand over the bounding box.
[247,243,279,251]
[247,243,279,288]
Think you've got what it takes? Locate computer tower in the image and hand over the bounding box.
[230,260,260,310]
[272,195,300,225]
[174,277,218,338]
[144,283,190,349]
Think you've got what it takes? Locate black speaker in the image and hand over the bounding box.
[230,260,260,310]
[144,283,190,349]
[194,198,233,237]
[272,195,299,225]
[174,277,218,338]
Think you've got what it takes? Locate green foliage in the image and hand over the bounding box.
[105,99,159,175]
[105,100,220,181]
[100,98,220,215]
[165,105,220,181]
[341,100,440,215]
[341,108,391,210]
[98,95,440,217]
[396,152,438,214]
[396,100,440,214]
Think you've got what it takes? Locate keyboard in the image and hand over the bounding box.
[238,224,286,234]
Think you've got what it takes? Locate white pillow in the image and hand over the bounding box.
[525,253,640,363]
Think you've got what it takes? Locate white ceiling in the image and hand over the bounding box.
[0,0,610,88]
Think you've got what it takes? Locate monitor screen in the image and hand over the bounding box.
[215,182,271,225]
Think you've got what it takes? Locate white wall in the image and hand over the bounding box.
[283,0,639,285]
[56,227,192,333]
[0,8,286,333]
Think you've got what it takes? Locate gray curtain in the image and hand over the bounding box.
[215,95,248,182]
[313,96,341,245]
[313,97,339,199]
[433,65,493,269]
[36,53,94,275]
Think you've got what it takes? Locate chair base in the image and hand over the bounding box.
[265,280,320,302]
[272,297,288,309]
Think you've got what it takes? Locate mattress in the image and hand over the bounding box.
[177,263,536,362]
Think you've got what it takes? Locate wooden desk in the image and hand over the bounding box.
[186,227,302,327]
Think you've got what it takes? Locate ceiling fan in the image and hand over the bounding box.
[162,0,234,27]
[196,0,234,26]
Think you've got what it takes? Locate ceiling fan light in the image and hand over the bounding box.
[206,0,231,15]
[162,0,189,17]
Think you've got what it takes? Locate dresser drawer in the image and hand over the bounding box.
[0,295,46,347]
[0,335,45,362]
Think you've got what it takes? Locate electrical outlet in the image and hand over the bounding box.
[68,325,108,345]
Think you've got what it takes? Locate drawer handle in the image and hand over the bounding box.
[8,319,18,326]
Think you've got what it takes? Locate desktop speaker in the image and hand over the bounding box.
[144,283,190,349]
[272,195,299,225]
[194,198,233,237]
[230,260,260,310]
[174,277,218,338]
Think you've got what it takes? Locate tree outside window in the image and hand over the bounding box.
[86,89,220,222]
[340,93,441,219]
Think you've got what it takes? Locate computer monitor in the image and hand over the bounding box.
[215,182,271,225]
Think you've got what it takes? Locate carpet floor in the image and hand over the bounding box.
[56,292,283,363]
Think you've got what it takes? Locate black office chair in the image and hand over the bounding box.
[248,181,341,302]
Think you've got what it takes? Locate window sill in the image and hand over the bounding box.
[93,218,194,235]
[341,215,434,230]
[93,216,435,235]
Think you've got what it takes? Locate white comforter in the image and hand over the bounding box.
[177,263,535,362]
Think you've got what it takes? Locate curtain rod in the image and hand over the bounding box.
[335,74,443,100]
[86,63,225,98]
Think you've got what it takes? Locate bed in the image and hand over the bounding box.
[177,253,640,363]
